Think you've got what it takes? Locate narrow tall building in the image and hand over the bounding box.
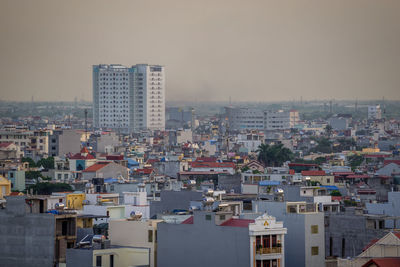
[93,64,165,132]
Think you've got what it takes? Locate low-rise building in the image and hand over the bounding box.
[0,196,77,266]
[0,175,11,199]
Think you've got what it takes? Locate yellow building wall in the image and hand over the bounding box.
[66,193,86,210]
[76,217,93,228]
[0,176,11,199]
[362,148,380,153]
[310,176,335,186]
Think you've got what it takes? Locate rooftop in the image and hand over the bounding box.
[220,218,255,228]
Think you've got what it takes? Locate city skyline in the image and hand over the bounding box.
[1,0,400,102]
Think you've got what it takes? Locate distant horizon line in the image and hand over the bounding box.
[0,99,397,104]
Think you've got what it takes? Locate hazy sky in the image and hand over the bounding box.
[1,0,399,102]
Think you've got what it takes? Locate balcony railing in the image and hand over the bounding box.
[256,247,282,254]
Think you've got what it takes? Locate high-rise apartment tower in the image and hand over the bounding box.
[93,64,165,132]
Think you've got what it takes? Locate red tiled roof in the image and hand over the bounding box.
[347,175,370,179]
[80,147,89,154]
[106,155,124,160]
[362,238,379,251]
[289,169,295,175]
[146,159,159,164]
[190,162,236,169]
[135,168,153,175]
[301,170,326,176]
[220,218,254,228]
[333,172,354,176]
[181,216,194,224]
[288,163,319,167]
[362,258,400,267]
[69,151,95,160]
[0,142,13,148]
[83,162,110,172]
[195,157,218,162]
[384,160,400,166]
[358,189,376,194]
[179,171,224,175]
[365,154,390,158]
[393,232,400,239]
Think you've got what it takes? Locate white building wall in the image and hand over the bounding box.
[93,64,165,133]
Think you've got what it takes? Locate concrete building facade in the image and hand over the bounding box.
[93,64,165,133]
[157,211,252,267]
[253,201,325,267]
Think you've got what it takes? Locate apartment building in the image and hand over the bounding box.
[250,213,287,267]
[109,219,163,267]
[253,201,325,267]
[368,105,382,120]
[93,64,165,133]
[0,129,50,158]
[157,210,286,267]
[225,107,297,132]
[225,107,265,131]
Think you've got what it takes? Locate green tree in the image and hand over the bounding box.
[257,143,293,167]
[348,154,364,171]
[26,182,72,195]
[22,157,36,168]
[25,171,43,181]
[36,157,54,169]
[312,138,333,154]
[314,157,327,165]
[330,190,342,196]
[325,125,333,137]
[257,143,272,166]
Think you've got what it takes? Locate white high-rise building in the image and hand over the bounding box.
[93,64,165,132]
[368,105,382,120]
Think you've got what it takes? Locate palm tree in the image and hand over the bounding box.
[274,144,293,166]
[256,143,271,166]
[257,143,293,167]
[325,125,333,138]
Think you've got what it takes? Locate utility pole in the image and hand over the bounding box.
[84,109,88,145]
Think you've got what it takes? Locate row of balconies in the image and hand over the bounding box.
[256,247,282,255]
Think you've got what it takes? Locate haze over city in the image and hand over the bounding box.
[1,0,400,102]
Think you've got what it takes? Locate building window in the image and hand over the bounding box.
[96,255,102,267]
[220,215,226,220]
[311,225,318,234]
[148,230,153,242]
[110,255,114,267]
[311,246,319,256]
[205,214,211,221]
[326,178,330,183]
